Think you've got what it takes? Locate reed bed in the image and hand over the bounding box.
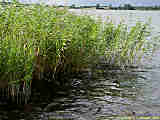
[0,2,154,103]
[102,21,151,68]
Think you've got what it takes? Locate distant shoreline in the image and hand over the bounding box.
[64,4,160,11]
[66,7,160,11]
[67,6,160,11]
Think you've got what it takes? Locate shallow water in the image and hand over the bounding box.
[1,10,160,120]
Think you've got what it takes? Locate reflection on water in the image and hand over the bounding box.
[1,10,160,120]
[1,64,160,120]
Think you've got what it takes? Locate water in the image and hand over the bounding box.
[1,10,160,120]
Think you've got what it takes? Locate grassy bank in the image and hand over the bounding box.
[0,2,153,91]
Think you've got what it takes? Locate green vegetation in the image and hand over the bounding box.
[102,21,151,67]
[96,4,105,9]
[0,2,105,88]
[70,4,76,9]
[0,2,154,102]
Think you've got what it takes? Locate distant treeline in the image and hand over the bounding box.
[135,6,160,10]
[111,4,160,10]
[69,3,160,10]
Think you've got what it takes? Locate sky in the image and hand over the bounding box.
[2,0,160,6]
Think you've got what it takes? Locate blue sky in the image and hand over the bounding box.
[2,0,160,6]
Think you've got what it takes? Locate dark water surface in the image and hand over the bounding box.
[1,10,160,120]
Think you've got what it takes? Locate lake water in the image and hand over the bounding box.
[68,9,160,118]
[1,10,160,120]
